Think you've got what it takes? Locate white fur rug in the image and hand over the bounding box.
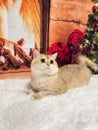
[0,75,98,130]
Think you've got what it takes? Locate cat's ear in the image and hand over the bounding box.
[52,53,57,59]
[33,49,40,58]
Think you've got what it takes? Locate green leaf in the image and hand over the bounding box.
[93,32,98,38]
[87,14,95,27]
[93,12,98,19]
[92,0,98,3]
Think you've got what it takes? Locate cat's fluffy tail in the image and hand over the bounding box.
[76,55,98,71]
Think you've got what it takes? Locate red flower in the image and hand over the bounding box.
[81,47,87,54]
[92,5,98,13]
[67,29,84,55]
[47,42,71,66]
[93,20,98,29]
[47,30,85,66]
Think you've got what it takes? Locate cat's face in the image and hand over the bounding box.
[31,53,59,76]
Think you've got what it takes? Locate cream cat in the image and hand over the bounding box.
[27,52,98,99]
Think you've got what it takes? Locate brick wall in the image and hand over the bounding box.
[49,0,93,45]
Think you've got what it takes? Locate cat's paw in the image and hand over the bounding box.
[33,93,42,100]
[24,89,32,95]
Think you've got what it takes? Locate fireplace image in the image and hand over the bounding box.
[1,1,34,48]
[0,0,50,78]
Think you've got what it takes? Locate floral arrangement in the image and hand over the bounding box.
[47,42,71,66]
[80,1,98,62]
[47,29,85,66]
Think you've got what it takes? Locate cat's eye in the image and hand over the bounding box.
[50,60,54,64]
[41,58,45,63]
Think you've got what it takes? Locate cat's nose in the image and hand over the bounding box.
[46,63,50,66]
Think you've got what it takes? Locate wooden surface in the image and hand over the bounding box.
[0,66,32,79]
[40,0,50,53]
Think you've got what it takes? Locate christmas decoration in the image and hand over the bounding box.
[47,42,71,66]
[80,2,98,62]
[67,29,84,54]
[67,29,85,63]
[47,30,85,66]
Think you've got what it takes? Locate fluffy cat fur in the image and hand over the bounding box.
[27,51,98,99]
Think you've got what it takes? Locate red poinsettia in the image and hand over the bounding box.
[47,42,71,66]
[47,29,85,66]
[67,29,84,55]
